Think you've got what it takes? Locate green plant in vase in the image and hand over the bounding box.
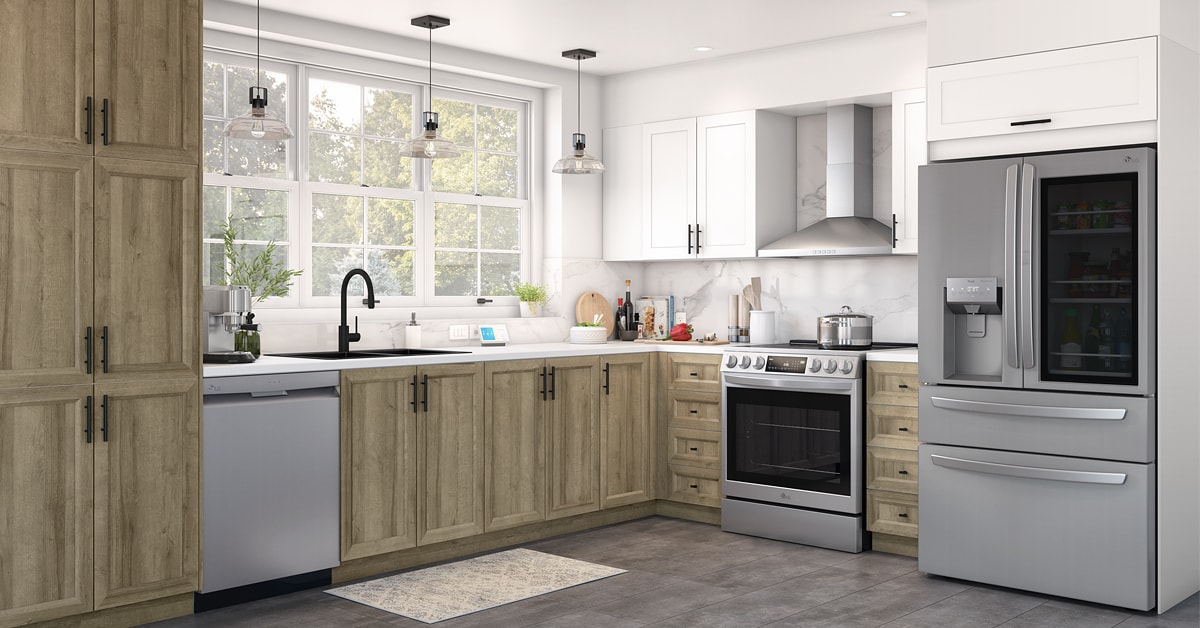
[221,219,304,304]
[514,281,548,317]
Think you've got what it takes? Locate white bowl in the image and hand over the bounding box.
[569,326,609,344]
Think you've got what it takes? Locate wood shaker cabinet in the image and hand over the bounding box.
[864,360,920,557]
[484,359,548,531]
[599,354,652,509]
[416,363,485,545]
[545,357,601,520]
[657,353,723,507]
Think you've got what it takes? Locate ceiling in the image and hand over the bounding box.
[220,0,927,76]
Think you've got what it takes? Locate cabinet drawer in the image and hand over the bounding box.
[866,447,919,493]
[666,427,720,469]
[663,353,721,392]
[666,390,721,431]
[866,403,919,450]
[866,490,919,538]
[866,362,918,406]
[665,464,721,507]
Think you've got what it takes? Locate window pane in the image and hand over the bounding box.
[308,132,362,185]
[203,61,224,117]
[311,247,364,297]
[368,249,415,297]
[481,252,519,296]
[480,206,520,250]
[434,203,477,249]
[434,250,478,296]
[477,104,518,153]
[364,88,412,138]
[227,138,287,178]
[230,188,288,241]
[367,198,414,247]
[203,242,225,286]
[363,138,411,188]
[202,185,227,239]
[312,194,363,245]
[477,152,518,198]
[431,150,475,194]
[309,78,361,133]
[432,97,475,147]
[203,119,224,174]
[227,66,288,123]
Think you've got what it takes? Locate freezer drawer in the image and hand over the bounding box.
[920,386,1153,463]
[918,444,1154,611]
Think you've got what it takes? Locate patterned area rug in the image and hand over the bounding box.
[325,548,626,623]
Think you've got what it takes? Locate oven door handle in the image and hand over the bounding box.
[723,373,855,392]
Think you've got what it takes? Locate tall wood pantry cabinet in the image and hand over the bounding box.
[0,1,201,625]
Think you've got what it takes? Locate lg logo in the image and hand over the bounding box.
[780,492,791,501]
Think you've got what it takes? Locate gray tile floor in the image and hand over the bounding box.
[145,516,1199,628]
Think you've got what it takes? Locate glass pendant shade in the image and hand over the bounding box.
[224,86,293,140]
[399,111,461,158]
[552,132,604,174]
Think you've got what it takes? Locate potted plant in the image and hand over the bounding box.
[221,219,304,304]
[514,281,548,318]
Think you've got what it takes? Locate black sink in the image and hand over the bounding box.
[273,348,469,360]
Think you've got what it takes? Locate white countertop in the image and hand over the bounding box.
[865,347,918,363]
[204,340,728,378]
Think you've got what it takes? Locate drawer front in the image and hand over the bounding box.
[866,490,919,538]
[866,403,919,450]
[666,427,720,469]
[665,464,721,507]
[866,447,919,493]
[664,353,721,392]
[666,390,721,431]
[866,362,919,406]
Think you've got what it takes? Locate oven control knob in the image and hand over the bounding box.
[824,360,838,373]
[739,355,752,369]
[840,360,854,374]
[754,356,766,370]
[725,354,738,369]
[809,358,822,372]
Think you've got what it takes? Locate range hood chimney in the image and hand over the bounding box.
[759,104,893,257]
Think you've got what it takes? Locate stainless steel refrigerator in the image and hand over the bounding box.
[917,146,1156,611]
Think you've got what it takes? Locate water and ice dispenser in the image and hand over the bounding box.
[940,277,1005,379]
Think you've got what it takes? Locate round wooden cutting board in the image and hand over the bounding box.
[574,291,614,336]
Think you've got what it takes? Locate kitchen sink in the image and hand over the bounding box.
[273,348,469,360]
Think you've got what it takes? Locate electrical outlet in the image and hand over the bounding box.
[675,312,687,325]
[449,324,469,340]
[468,324,480,339]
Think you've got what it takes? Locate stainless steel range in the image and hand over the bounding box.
[720,341,913,553]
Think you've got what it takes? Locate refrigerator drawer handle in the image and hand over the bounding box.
[929,454,1127,485]
[929,396,1126,420]
[723,373,854,393]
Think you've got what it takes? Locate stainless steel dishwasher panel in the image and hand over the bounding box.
[202,371,340,593]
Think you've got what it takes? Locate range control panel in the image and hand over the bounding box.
[722,350,860,378]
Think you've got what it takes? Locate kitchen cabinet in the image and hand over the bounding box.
[483,359,547,531]
[0,0,200,163]
[416,363,486,545]
[599,354,653,508]
[546,356,601,519]
[604,110,795,261]
[0,380,198,624]
[890,89,925,255]
[927,37,1157,160]
[865,360,920,557]
[657,353,723,508]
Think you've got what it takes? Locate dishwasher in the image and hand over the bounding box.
[200,371,340,602]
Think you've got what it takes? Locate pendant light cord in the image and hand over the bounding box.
[576,57,581,134]
[427,27,433,111]
[256,0,261,84]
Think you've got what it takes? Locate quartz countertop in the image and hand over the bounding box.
[865,347,918,363]
[204,340,729,378]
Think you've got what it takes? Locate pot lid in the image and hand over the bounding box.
[821,305,872,320]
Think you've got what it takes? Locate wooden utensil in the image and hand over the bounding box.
[751,276,762,309]
[574,291,614,336]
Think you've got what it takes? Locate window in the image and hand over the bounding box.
[200,49,530,309]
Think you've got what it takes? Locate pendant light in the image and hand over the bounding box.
[552,49,604,175]
[399,15,461,159]
[223,0,293,140]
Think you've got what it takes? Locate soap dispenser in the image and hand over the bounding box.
[405,312,421,349]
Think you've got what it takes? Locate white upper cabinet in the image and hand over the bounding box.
[642,118,697,259]
[891,89,926,255]
[601,125,644,261]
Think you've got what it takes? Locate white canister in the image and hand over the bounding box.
[749,310,776,345]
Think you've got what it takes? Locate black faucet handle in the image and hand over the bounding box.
[362,298,379,306]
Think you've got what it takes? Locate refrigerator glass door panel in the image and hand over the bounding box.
[919,443,1155,611]
[918,386,1154,463]
[1024,147,1155,395]
[918,157,1023,388]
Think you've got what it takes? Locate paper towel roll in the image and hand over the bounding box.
[728,294,739,328]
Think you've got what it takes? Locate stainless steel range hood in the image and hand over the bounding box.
[759,104,893,257]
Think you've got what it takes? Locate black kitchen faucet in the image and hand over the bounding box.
[338,268,377,353]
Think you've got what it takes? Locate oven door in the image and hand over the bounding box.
[722,372,862,514]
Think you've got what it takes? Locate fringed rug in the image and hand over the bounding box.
[325,548,625,623]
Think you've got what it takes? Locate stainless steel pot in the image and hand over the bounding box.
[817,306,873,348]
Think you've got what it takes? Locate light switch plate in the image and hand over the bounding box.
[449,324,469,340]
[478,324,509,346]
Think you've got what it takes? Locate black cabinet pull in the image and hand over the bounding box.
[897,512,909,518]
[84,96,93,145]
[101,326,109,373]
[540,366,547,401]
[898,469,909,475]
[84,327,93,374]
[688,409,698,414]
[1010,118,1051,127]
[101,395,109,442]
[695,223,702,251]
[688,447,698,451]
[891,213,898,248]
[689,372,698,377]
[410,375,418,412]
[897,383,909,389]
[897,427,909,432]
[549,366,556,401]
[85,396,93,443]
[101,98,110,145]
[689,484,698,489]
[602,363,610,395]
[687,224,693,254]
[421,374,428,412]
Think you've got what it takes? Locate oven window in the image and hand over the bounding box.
[726,386,852,496]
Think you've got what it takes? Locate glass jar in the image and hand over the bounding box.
[234,313,261,359]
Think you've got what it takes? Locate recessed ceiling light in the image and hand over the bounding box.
[890,11,910,17]
[694,46,713,52]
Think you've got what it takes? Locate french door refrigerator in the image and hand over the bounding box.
[917,146,1156,611]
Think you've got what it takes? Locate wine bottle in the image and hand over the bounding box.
[623,280,634,335]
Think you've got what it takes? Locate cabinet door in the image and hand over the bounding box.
[0,150,94,388]
[599,354,652,508]
[546,356,600,519]
[93,158,198,383]
[416,363,484,545]
[696,112,753,258]
[0,0,93,154]
[93,378,198,610]
[483,359,546,531]
[891,89,925,255]
[340,367,417,561]
[94,0,200,164]
[642,118,696,260]
[601,125,644,261]
[0,386,93,626]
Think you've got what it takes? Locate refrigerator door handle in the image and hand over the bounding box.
[1004,163,1020,369]
[1019,163,1036,369]
[929,454,1127,485]
[929,396,1127,420]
